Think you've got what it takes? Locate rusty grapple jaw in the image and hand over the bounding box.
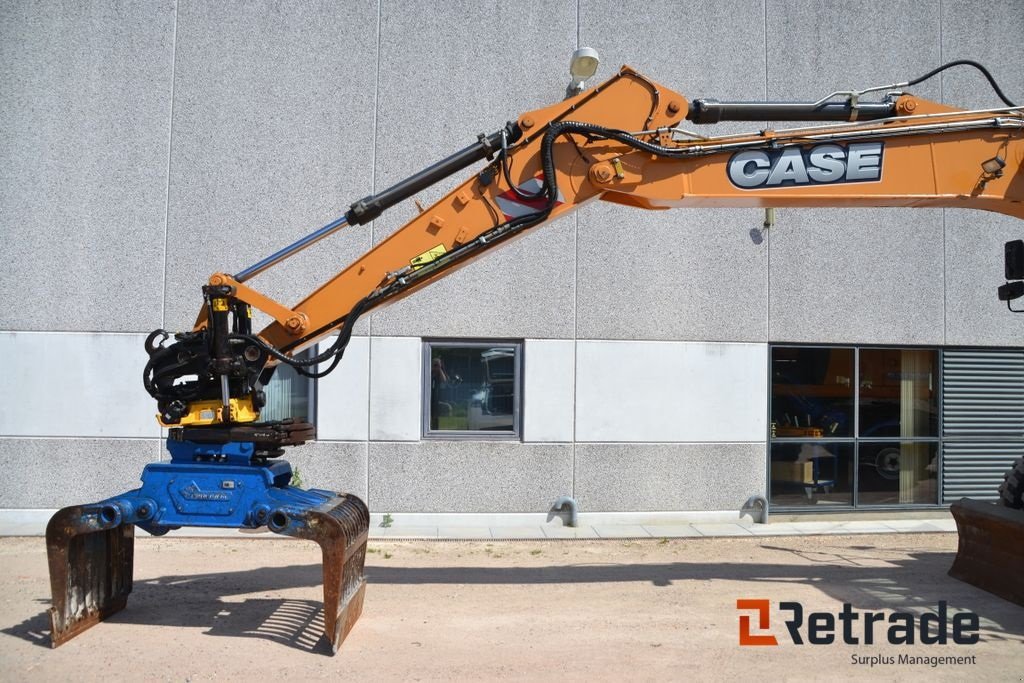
[270,494,369,652]
[46,504,136,647]
[45,435,369,652]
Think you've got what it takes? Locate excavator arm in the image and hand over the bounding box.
[146,64,1022,432]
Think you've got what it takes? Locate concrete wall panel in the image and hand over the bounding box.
[370,219,577,339]
[766,0,941,105]
[0,332,160,439]
[367,0,577,339]
[575,341,768,442]
[581,0,767,131]
[0,2,175,331]
[940,1,1024,345]
[163,0,378,332]
[762,1,947,346]
[316,336,370,441]
[577,1,768,342]
[0,438,160,509]
[284,440,368,501]
[940,1,1024,111]
[575,442,766,512]
[368,336,422,441]
[368,441,572,513]
[946,211,1024,346]
[576,205,768,341]
[768,209,945,345]
[523,339,575,442]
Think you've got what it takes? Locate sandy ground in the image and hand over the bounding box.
[0,533,1021,682]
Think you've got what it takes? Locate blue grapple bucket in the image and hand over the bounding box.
[45,422,369,653]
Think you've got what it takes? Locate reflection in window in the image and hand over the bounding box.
[771,347,854,438]
[770,345,942,510]
[859,349,938,438]
[262,348,316,423]
[770,442,853,507]
[424,342,521,436]
[858,442,938,505]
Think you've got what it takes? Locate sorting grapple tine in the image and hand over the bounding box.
[270,493,369,652]
[46,504,135,647]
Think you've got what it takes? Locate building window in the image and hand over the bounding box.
[770,441,854,506]
[859,348,938,438]
[770,346,939,509]
[423,341,522,438]
[261,347,317,423]
[771,347,854,438]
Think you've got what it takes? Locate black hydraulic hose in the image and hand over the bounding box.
[499,128,545,201]
[230,296,371,378]
[906,59,1016,107]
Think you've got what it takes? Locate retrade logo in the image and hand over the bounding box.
[727,142,884,189]
[736,599,980,646]
[737,599,779,646]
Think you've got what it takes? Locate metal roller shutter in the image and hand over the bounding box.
[942,349,1024,503]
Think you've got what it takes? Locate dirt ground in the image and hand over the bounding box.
[0,533,1021,682]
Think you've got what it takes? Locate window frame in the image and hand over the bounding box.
[421,339,523,440]
[768,343,944,512]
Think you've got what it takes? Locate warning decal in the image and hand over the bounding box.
[410,244,447,270]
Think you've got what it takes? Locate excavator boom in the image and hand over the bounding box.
[199,66,1022,363]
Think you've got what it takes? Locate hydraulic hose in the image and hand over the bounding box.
[906,59,1016,107]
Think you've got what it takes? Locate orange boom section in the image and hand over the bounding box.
[206,66,1020,360]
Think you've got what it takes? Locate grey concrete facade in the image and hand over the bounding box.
[1,1,1022,520]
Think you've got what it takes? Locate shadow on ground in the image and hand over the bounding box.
[5,541,1022,652]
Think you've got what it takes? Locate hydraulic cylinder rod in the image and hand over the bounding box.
[235,215,349,282]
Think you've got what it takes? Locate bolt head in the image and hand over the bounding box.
[591,163,614,184]
[898,98,918,114]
